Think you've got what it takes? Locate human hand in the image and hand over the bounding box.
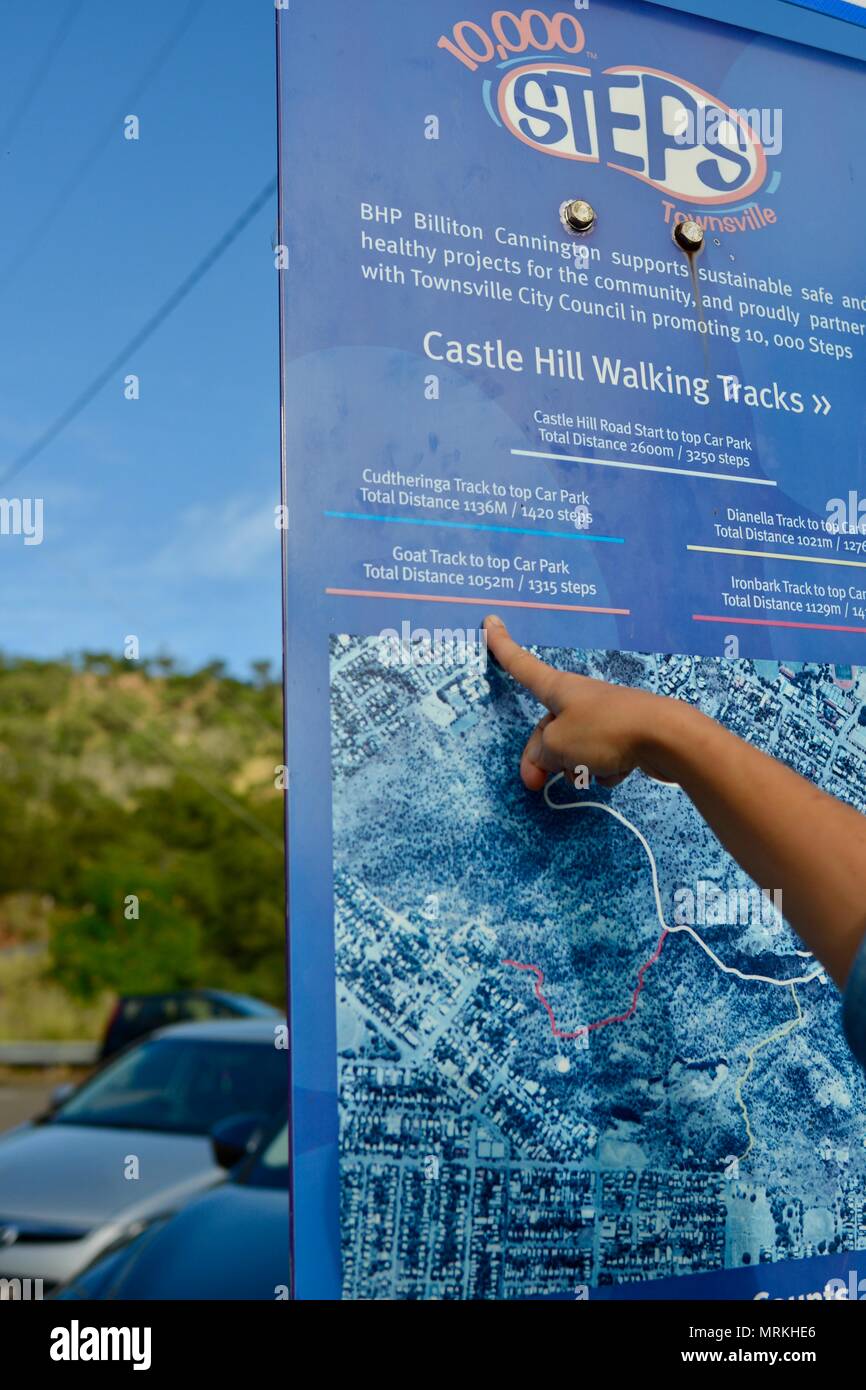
[483,615,689,790]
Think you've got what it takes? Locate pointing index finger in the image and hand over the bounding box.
[484,615,562,711]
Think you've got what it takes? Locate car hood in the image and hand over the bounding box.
[82,1182,289,1299]
[0,1123,221,1230]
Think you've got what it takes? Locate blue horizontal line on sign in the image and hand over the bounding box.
[324,511,625,544]
[512,449,778,487]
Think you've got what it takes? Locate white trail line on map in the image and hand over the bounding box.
[543,774,824,989]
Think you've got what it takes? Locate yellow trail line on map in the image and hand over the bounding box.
[736,984,804,1162]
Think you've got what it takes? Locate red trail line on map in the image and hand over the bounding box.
[504,929,669,1039]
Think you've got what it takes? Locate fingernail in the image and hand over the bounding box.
[484,614,504,629]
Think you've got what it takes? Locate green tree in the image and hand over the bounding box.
[50,855,203,1000]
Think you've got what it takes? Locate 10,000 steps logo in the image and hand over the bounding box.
[437,7,778,231]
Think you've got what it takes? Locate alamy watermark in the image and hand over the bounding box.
[826,492,866,536]
[49,1321,151,1370]
[0,497,43,545]
[673,880,783,929]
[377,621,488,672]
[0,1276,43,1301]
[822,1270,866,1300]
[674,106,783,158]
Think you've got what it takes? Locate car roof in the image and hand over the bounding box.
[147,1018,285,1043]
[114,990,280,1017]
[200,991,281,1017]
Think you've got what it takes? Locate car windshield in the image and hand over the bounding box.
[53,1036,287,1136]
[242,1123,289,1191]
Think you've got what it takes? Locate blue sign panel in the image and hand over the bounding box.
[280,0,866,1300]
[784,0,866,30]
[649,0,866,53]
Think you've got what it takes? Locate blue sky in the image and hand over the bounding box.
[0,0,279,676]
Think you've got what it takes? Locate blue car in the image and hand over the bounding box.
[99,990,281,1060]
[0,1018,286,1293]
[56,1119,290,1300]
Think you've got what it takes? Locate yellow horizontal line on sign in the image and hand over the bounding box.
[687,544,866,569]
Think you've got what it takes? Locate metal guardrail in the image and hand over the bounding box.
[0,1042,98,1066]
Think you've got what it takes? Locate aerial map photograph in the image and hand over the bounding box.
[330,634,866,1299]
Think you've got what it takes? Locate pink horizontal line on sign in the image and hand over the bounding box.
[326,588,630,616]
[693,614,866,635]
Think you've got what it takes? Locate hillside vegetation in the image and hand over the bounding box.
[0,653,285,1039]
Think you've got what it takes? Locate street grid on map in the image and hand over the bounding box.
[330,635,866,1299]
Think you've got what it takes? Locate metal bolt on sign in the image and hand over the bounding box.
[674,218,705,252]
[563,199,596,233]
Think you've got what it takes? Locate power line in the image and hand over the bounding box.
[0,175,278,486]
[0,0,85,152]
[0,0,206,294]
